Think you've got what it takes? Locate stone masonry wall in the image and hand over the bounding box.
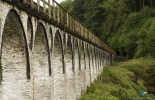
[74,39,81,100]
[0,1,112,100]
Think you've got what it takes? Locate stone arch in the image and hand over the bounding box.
[74,38,81,99]
[98,50,101,73]
[84,43,91,87]
[80,41,87,95]
[81,41,85,69]
[96,49,100,74]
[93,47,97,79]
[105,52,109,66]
[51,29,66,100]
[101,51,104,67]
[103,51,106,67]
[27,17,33,50]
[33,22,51,100]
[74,38,80,70]
[89,45,94,83]
[65,35,76,100]
[49,27,53,53]
[1,9,31,99]
[65,35,73,72]
[98,50,102,74]
[85,43,90,69]
[100,51,104,67]
[87,44,91,69]
[53,30,64,73]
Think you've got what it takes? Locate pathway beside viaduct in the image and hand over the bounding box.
[0,0,116,100]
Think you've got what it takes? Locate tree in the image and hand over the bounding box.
[60,0,73,13]
[72,0,86,23]
[84,0,105,37]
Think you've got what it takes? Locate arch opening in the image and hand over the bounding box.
[1,10,30,99]
[80,41,87,95]
[74,39,82,99]
[89,47,94,83]
[85,44,91,87]
[27,17,33,51]
[65,35,73,72]
[33,22,51,100]
[65,35,76,100]
[52,30,66,100]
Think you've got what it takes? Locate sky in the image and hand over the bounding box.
[55,0,65,3]
[33,0,65,4]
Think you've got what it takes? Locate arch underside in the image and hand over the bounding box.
[51,30,66,100]
[80,42,87,95]
[65,36,75,100]
[33,23,51,100]
[1,10,30,100]
[74,39,81,99]
[85,45,91,87]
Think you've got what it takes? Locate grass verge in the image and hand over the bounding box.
[81,59,155,100]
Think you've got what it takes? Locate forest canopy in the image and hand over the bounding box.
[61,0,155,59]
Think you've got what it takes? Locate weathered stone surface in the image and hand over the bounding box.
[33,23,51,100]
[80,42,87,95]
[1,13,31,100]
[0,1,112,100]
[74,39,82,100]
[65,36,76,100]
[85,45,91,87]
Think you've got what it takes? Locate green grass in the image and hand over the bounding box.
[81,59,155,100]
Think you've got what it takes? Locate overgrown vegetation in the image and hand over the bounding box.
[81,59,155,100]
[109,7,155,58]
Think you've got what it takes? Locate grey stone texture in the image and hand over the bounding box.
[0,1,112,100]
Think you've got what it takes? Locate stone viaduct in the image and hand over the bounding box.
[0,0,116,100]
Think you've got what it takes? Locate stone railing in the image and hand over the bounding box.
[4,0,116,55]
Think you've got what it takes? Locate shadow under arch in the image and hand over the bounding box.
[89,45,95,83]
[74,38,82,99]
[52,30,66,100]
[27,17,33,51]
[84,43,91,87]
[65,35,76,100]
[33,22,51,99]
[74,38,80,70]
[80,41,87,95]
[65,35,73,72]
[49,27,53,53]
[80,41,85,69]
[85,43,90,69]
[54,30,64,73]
[1,9,31,99]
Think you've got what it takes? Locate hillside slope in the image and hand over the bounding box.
[81,59,155,100]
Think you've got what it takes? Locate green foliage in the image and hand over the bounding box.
[61,0,155,58]
[102,0,132,41]
[84,0,105,37]
[109,7,155,58]
[60,0,73,13]
[81,59,155,100]
[72,0,86,22]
